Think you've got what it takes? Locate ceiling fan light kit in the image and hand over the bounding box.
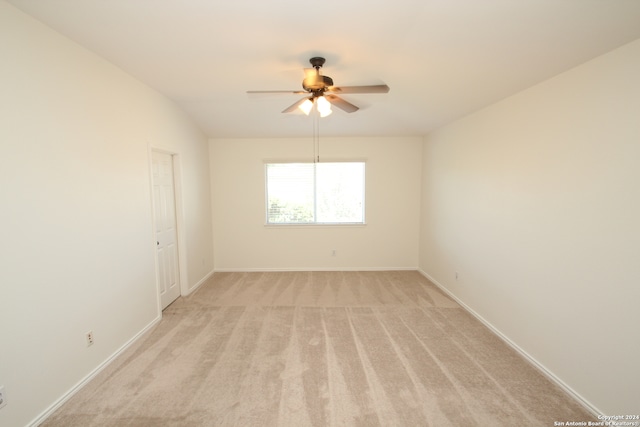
[247,57,390,116]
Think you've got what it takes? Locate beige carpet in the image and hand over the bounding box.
[43,271,595,426]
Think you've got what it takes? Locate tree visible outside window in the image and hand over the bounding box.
[266,162,365,224]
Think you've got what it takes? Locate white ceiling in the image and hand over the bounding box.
[8,0,640,138]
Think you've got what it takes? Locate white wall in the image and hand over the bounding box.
[210,136,422,271]
[420,39,640,414]
[0,3,213,426]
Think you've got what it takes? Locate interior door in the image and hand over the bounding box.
[152,151,181,309]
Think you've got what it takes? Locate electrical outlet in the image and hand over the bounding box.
[0,385,7,410]
[86,331,94,347]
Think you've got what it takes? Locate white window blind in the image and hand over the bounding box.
[266,162,365,225]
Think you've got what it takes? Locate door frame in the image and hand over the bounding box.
[149,146,189,312]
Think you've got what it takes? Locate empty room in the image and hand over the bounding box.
[1,0,639,426]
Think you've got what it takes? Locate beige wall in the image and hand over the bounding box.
[0,3,213,426]
[420,39,640,414]
[210,136,422,271]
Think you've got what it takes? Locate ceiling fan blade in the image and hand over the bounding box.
[327,84,390,94]
[282,97,310,113]
[247,90,307,94]
[325,94,359,113]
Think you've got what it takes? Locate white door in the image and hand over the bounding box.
[152,151,181,309]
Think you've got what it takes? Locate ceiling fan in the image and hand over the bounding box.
[247,57,390,116]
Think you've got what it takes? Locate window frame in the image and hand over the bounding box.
[264,160,366,226]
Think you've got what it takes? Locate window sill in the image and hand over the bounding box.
[264,223,367,229]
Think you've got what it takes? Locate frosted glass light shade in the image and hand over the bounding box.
[316,96,332,117]
[299,98,314,115]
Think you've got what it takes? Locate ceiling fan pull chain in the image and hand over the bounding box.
[315,110,320,163]
[312,110,318,163]
[312,110,316,163]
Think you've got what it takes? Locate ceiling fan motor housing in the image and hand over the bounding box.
[302,74,334,93]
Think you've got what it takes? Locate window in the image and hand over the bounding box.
[266,162,365,225]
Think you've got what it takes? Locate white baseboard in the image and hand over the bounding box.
[30,268,600,425]
[213,267,417,272]
[417,268,602,418]
[29,315,162,427]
